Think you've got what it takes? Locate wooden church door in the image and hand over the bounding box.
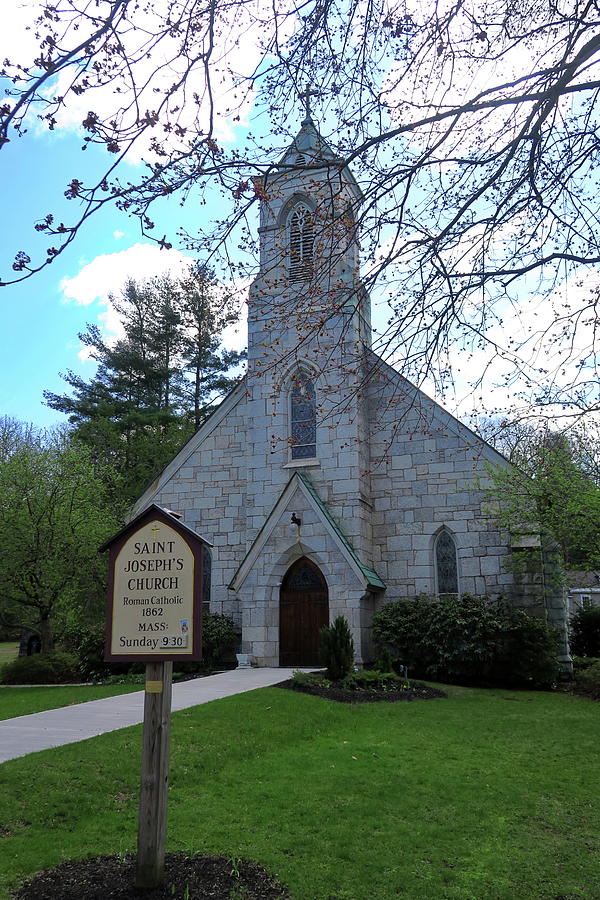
[279,557,329,666]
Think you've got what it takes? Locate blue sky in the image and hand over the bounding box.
[0,2,528,434]
[0,123,241,429]
[2,1,597,439]
[0,0,264,430]
[0,114,541,433]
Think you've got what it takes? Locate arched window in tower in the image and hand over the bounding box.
[435,530,459,595]
[288,204,314,282]
[290,371,316,459]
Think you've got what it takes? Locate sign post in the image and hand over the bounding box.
[101,505,209,889]
[136,658,172,888]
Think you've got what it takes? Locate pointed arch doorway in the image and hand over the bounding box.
[279,557,329,666]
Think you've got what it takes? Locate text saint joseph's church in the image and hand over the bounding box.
[131,112,570,669]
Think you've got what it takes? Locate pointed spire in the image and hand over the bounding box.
[278,86,337,167]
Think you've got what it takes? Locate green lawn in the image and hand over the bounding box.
[0,643,19,666]
[0,683,142,721]
[0,684,598,900]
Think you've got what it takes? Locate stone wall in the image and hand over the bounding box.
[130,385,249,624]
[366,357,515,601]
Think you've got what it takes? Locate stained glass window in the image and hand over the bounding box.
[290,372,316,459]
[288,205,314,282]
[435,530,458,595]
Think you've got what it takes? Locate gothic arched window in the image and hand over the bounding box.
[288,204,314,282]
[435,530,459,595]
[290,371,316,459]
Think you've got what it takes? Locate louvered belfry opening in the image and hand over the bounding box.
[288,204,314,282]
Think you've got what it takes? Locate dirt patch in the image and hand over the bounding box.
[11,853,290,900]
[276,678,446,703]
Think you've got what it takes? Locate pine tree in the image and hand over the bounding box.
[45,268,245,501]
[179,264,246,431]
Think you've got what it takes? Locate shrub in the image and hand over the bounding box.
[497,605,561,686]
[570,602,600,658]
[575,660,600,699]
[572,655,600,673]
[372,594,560,687]
[102,673,147,685]
[291,670,332,689]
[59,621,108,679]
[342,669,408,692]
[201,612,237,668]
[59,621,143,680]
[374,646,396,673]
[320,616,355,681]
[1,651,81,685]
[174,612,238,676]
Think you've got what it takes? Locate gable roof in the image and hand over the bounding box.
[365,349,510,469]
[99,503,212,553]
[129,379,247,518]
[229,471,385,593]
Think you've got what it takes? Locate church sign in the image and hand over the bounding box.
[101,506,209,888]
[101,505,206,662]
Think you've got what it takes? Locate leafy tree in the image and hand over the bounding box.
[570,602,600,658]
[0,427,121,652]
[481,425,600,569]
[0,416,37,461]
[2,0,600,423]
[44,268,244,500]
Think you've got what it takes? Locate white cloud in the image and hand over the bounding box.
[0,2,42,70]
[0,0,298,162]
[60,242,191,306]
[59,242,193,357]
[59,242,249,361]
[113,230,125,240]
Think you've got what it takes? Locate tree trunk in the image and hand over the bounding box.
[38,615,54,653]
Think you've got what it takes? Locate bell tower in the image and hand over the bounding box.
[248,110,370,362]
[243,111,375,573]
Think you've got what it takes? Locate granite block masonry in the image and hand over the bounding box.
[130,111,571,672]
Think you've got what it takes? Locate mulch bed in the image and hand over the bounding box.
[276,678,446,703]
[11,853,290,900]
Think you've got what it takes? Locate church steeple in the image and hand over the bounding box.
[278,109,339,169]
[252,114,365,305]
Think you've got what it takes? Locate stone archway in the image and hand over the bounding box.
[279,556,329,666]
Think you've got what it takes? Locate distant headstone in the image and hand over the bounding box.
[19,631,41,657]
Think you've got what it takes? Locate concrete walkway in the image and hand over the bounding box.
[0,668,300,764]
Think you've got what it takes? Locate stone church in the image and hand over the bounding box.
[131,112,570,669]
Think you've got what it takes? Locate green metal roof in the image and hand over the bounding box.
[297,472,385,591]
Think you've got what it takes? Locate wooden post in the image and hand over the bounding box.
[135,660,173,889]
